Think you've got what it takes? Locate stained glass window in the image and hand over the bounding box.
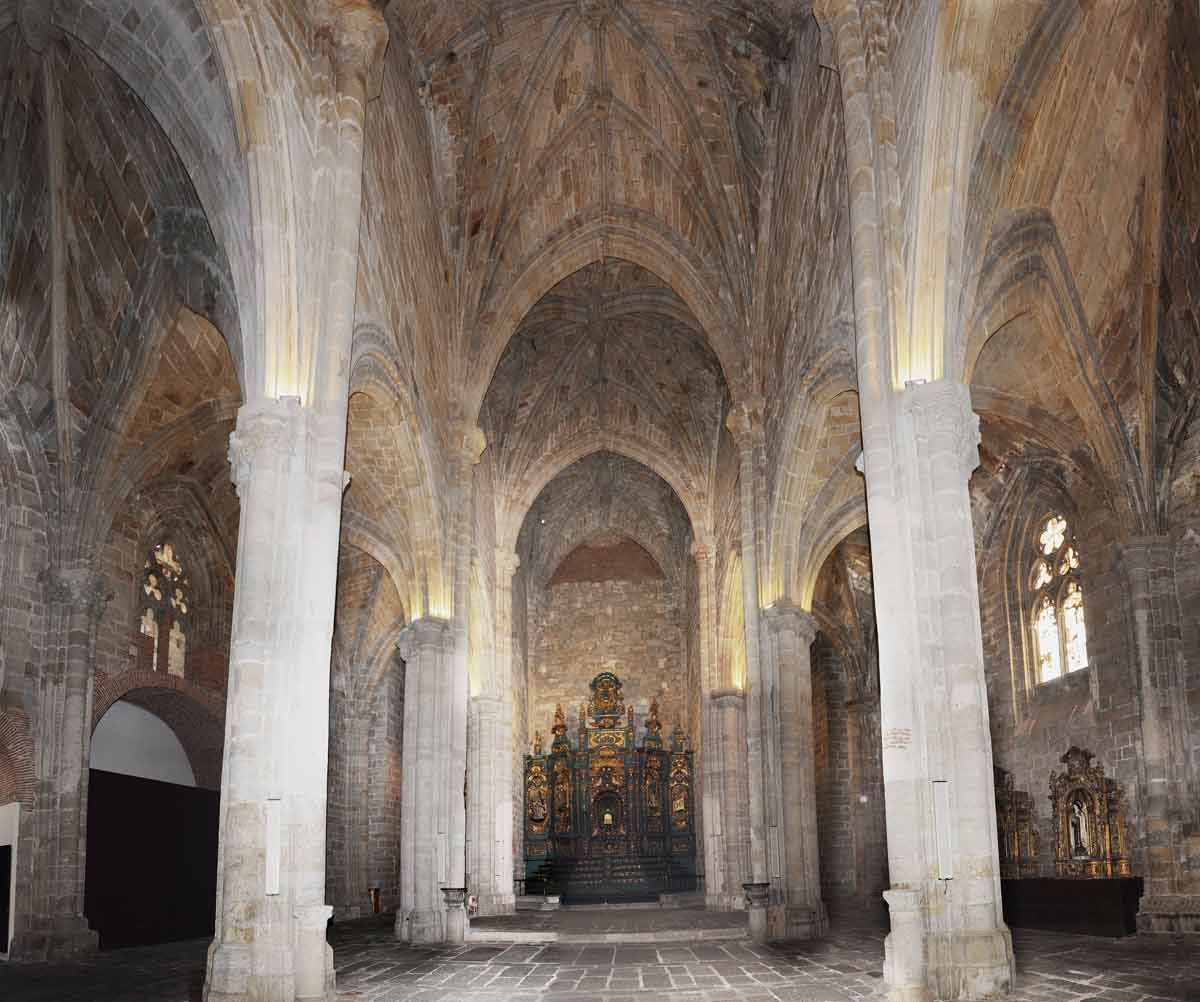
[1028,513,1088,683]
[139,542,190,674]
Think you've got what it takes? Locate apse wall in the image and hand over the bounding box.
[526,551,688,742]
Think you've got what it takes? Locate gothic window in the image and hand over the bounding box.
[139,542,190,676]
[1028,513,1088,683]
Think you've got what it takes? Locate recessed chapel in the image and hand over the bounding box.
[0,2,1197,1001]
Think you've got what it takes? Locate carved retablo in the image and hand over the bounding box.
[1049,746,1130,878]
[522,672,697,900]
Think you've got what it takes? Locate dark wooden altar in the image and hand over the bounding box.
[523,672,698,903]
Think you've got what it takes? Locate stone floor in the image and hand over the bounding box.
[1,911,1197,1002]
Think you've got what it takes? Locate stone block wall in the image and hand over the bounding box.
[973,469,1142,876]
[527,576,688,744]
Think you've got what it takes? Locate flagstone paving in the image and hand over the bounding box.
[0,910,1196,1002]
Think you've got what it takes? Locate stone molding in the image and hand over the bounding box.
[395,616,451,661]
[762,602,818,645]
[904,378,981,479]
[710,688,747,706]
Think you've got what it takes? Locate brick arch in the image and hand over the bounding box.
[0,709,35,808]
[93,673,226,790]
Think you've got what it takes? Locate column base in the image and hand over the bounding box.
[397,906,446,944]
[203,940,298,1002]
[926,926,1015,1001]
[475,892,516,916]
[743,882,770,941]
[1137,895,1200,934]
[443,888,467,945]
[783,903,829,940]
[7,915,98,963]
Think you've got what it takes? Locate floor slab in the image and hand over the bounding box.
[0,913,1196,1002]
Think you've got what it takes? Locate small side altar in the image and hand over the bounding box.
[523,672,697,903]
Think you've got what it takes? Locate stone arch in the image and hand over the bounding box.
[500,433,705,554]
[964,211,1146,531]
[46,0,253,391]
[469,228,744,419]
[765,355,860,608]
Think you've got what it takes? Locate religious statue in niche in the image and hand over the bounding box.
[526,761,549,836]
[1049,746,1130,878]
[553,758,572,833]
[994,767,1039,878]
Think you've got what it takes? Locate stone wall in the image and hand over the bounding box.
[527,575,687,743]
[973,465,1142,876]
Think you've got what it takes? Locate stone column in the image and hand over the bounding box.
[708,689,749,911]
[814,1,1013,995]
[204,399,349,1002]
[691,539,726,909]
[11,566,105,961]
[764,603,828,938]
[396,616,452,944]
[725,405,772,939]
[445,425,485,943]
[467,694,515,915]
[1121,539,1198,933]
[467,548,519,916]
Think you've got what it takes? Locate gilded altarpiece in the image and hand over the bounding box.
[523,673,697,895]
[995,767,1039,878]
[1049,746,1130,878]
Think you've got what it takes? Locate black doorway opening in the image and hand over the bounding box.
[0,843,11,954]
[84,769,219,949]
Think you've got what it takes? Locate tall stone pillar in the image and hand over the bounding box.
[763,603,827,938]
[708,689,749,911]
[467,693,515,915]
[203,5,385,998]
[466,549,519,916]
[11,566,105,961]
[204,399,349,1002]
[395,617,452,944]
[814,0,1013,994]
[877,381,1013,1001]
[725,405,772,939]
[444,426,485,943]
[1121,539,1199,933]
[690,539,726,908]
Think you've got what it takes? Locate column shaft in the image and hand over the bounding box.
[396,617,452,944]
[766,604,827,938]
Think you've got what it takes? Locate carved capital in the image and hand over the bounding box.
[904,379,980,478]
[314,0,390,101]
[228,398,303,494]
[762,602,818,645]
[449,421,487,468]
[689,535,714,563]
[18,0,60,53]
[495,549,521,579]
[725,397,766,451]
[43,565,108,617]
[292,904,333,930]
[579,0,614,30]
[742,881,770,910]
[396,616,450,662]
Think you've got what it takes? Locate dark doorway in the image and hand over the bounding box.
[0,843,11,954]
[84,769,219,949]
